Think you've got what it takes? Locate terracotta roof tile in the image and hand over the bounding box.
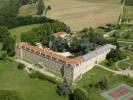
[53,32,67,37]
[18,42,82,65]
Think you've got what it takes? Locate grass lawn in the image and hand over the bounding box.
[9,24,41,42]
[123,5,133,23]
[0,60,67,100]
[76,66,133,100]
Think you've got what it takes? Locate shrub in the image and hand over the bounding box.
[73,88,89,100]
[105,59,114,66]
[56,79,71,96]
[17,63,25,70]
[0,90,22,100]
[29,71,60,84]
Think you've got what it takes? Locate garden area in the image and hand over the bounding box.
[0,60,67,100]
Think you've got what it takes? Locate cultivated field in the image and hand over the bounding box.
[18,4,37,16]
[44,0,121,31]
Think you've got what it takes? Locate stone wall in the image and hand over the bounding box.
[16,44,115,82]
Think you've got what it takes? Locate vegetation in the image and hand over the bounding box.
[29,71,61,84]
[21,21,70,46]
[0,43,7,60]
[0,26,15,56]
[17,63,25,70]
[73,88,89,100]
[77,66,133,100]
[0,0,58,29]
[107,49,126,62]
[0,90,22,100]
[37,0,45,15]
[0,60,66,100]
[56,79,71,97]
[10,24,41,42]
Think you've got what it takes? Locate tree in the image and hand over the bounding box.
[0,26,15,57]
[106,49,126,62]
[37,0,45,15]
[17,63,25,70]
[0,43,7,60]
[73,88,89,100]
[44,5,52,17]
[56,79,71,97]
[99,76,109,90]
[53,37,68,52]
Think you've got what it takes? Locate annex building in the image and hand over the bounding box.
[16,42,116,81]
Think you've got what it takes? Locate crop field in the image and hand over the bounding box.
[45,0,121,31]
[18,4,37,16]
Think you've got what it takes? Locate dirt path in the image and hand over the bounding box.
[115,56,130,70]
[96,64,133,77]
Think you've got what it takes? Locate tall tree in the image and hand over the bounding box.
[44,5,52,17]
[37,0,45,15]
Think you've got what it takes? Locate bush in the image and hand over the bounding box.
[17,63,25,70]
[73,88,89,100]
[29,71,60,84]
[56,79,71,96]
[0,90,22,100]
[105,60,114,66]
[107,49,126,62]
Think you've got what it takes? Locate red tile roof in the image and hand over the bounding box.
[18,42,82,65]
[53,32,67,37]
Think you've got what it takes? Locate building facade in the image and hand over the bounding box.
[16,42,116,81]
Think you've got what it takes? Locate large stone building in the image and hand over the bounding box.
[16,42,116,81]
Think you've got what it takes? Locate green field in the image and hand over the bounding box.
[76,66,133,100]
[0,60,67,100]
[9,24,41,42]
[123,6,133,23]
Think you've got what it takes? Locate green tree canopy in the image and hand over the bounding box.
[73,88,89,100]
